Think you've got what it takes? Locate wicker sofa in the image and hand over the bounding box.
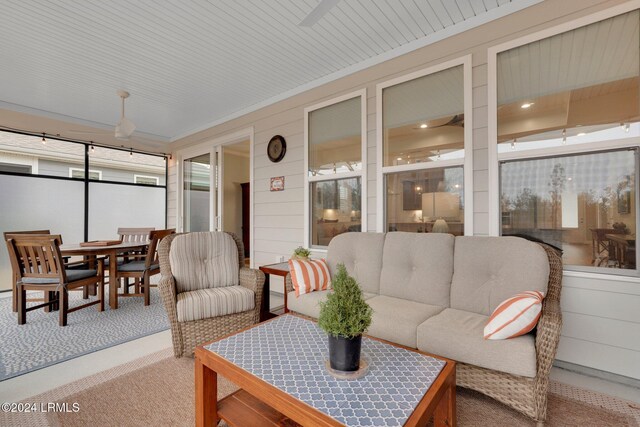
[285,232,562,426]
[157,231,264,357]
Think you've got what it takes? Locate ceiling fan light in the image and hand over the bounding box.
[115,116,136,140]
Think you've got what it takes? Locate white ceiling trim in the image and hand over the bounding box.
[171,0,543,142]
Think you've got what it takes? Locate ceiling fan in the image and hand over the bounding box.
[299,0,340,27]
[413,114,465,129]
[67,90,136,140]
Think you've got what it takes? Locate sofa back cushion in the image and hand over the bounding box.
[450,236,549,316]
[379,232,454,306]
[327,232,385,294]
[170,232,239,293]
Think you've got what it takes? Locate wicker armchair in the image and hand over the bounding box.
[157,231,264,357]
[285,242,563,426]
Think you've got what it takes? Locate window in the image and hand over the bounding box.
[0,162,31,174]
[377,57,472,234]
[494,9,639,274]
[89,146,166,185]
[69,168,102,180]
[305,90,366,248]
[134,175,160,185]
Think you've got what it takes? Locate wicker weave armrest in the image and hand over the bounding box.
[535,299,562,374]
[285,274,294,294]
[240,267,265,324]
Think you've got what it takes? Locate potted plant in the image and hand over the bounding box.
[291,246,311,260]
[318,264,373,372]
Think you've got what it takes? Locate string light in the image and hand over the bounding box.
[511,138,517,150]
[41,133,46,145]
[562,129,566,144]
[625,123,630,133]
[129,148,133,158]
[90,142,95,154]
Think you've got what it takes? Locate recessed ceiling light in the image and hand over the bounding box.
[567,177,573,181]
[520,102,534,109]
[396,157,402,161]
[420,123,428,129]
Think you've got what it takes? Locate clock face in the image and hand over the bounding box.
[267,135,286,162]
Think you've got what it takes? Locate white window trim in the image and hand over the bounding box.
[134,174,160,185]
[375,55,474,235]
[69,167,102,180]
[304,89,368,250]
[0,153,38,174]
[486,1,640,279]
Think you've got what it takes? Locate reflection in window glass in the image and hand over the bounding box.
[0,131,84,177]
[308,97,361,176]
[385,167,464,234]
[497,10,640,153]
[383,65,464,166]
[183,153,211,232]
[311,177,361,247]
[501,150,637,270]
[89,146,166,185]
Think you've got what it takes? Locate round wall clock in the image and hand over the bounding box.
[267,135,287,163]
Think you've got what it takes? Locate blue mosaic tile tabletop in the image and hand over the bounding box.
[205,314,446,427]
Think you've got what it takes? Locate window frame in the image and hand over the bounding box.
[303,89,367,250]
[69,167,102,180]
[487,2,640,278]
[375,55,474,235]
[134,174,160,185]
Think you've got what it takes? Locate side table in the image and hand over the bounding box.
[258,262,290,321]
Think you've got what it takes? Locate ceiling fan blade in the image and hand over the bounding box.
[299,0,340,27]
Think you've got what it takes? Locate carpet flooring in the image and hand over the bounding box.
[0,287,169,381]
[2,348,637,427]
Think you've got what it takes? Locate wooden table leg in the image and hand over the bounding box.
[260,273,270,322]
[195,355,217,427]
[434,372,456,427]
[109,251,118,309]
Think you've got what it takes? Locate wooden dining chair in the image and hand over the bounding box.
[6,234,104,326]
[4,229,51,313]
[116,229,175,306]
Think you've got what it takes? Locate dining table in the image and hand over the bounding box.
[604,233,636,268]
[60,241,149,309]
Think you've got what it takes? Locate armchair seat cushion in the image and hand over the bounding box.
[417,308,537,378]
[118,261,159,272]
[176,286,255,322]
[21,269,98,284]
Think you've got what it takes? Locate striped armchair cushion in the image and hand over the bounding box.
[176,286,255,322]
[169,232,239,293]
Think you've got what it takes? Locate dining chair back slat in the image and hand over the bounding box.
[118,227,155,243]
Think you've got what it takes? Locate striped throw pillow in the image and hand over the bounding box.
[288,259,331,297]
[484,291,545,340]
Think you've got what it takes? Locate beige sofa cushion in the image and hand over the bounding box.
[379,232,454,306]
[417,308,537,378]
[450,236,549,316]
[176,286,254,322]
[287,290,377,320]
[366,295,445,348]
[170,232,239,293]
[327,232,385,294]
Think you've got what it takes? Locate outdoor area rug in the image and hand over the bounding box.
[0,287,169,381]
[1,348,638,427]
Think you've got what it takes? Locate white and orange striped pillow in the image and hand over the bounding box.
[288,259,331,297]
[484,291,545,340]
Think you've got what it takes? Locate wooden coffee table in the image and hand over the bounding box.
[195,314,456,427]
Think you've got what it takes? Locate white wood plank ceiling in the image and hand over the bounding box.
[0,0,537,144]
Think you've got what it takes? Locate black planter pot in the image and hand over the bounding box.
[328,334,362,372]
